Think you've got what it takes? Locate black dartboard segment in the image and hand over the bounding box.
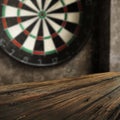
[0,0,94,66]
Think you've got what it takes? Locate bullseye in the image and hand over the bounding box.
[38,11,47,19]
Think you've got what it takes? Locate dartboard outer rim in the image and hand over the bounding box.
[0,0,94,67]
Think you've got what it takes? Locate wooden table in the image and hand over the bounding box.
[0,72,120,120]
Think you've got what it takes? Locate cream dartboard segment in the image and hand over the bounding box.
[0,0,94,66]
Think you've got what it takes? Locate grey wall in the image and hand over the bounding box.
[0,39,93,85]
[110,0,120,71]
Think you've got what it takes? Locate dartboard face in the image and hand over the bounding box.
[0,0,94,66]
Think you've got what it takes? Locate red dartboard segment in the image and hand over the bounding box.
[51,33,58,38]
[12,39,22,48]
[0,0,94,66]
[61,21,67,28]
[37,36,43,41]
[18,2,23,8]
[3,0,8,5]
[2,18,8,29]
[33,51,44,55]
[23,30,30,36]
[63,7,68,12]
[56,44,67,52]
[17,17,22,23]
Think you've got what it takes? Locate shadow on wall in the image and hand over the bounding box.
[92,0,110,73]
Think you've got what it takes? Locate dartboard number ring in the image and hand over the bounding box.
[0,0,94,66]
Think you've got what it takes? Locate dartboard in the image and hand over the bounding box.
[0,0,94,66]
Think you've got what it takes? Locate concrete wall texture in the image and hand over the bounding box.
[110,0,120,71]
[0,39,93,85]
